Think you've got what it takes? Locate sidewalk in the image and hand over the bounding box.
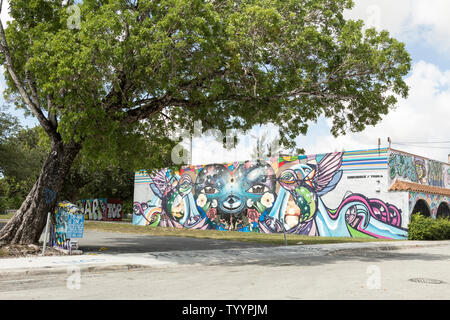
[1,240,449,278]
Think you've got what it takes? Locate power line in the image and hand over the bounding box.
[391,142,450,150]
[394,141,450,144]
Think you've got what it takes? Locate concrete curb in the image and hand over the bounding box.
[312,240,450,255]
[0,263,167,279]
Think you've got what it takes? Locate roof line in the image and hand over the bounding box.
[388,148,450,165]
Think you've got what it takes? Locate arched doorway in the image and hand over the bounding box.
[411,199,431,218]
[436,202,450,219]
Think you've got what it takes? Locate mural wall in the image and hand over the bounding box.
[77,198,123,221]
[388,151,450,188]
[134,149,408,239]
[408,192,450,219]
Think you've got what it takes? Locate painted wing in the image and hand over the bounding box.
[149,170,173,199]
[313,152,344,196]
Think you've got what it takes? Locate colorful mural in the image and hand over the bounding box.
[134,152,408,239]
[388,151,449,188]
[49,201,84,250]
[77,198,123,221]
[408,192,450,219]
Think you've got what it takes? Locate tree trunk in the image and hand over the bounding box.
[0,139,81,244]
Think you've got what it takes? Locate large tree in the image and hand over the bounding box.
[0,0,410,244]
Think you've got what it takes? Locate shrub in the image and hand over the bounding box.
[408,213,450,240]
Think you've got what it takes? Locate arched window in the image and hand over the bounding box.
[411,199,431,218]
[436,202,450,219]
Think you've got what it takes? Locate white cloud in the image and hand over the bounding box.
[300,61,450,163]
[344,0,413,35]
[344,0,450,53]
[191,124,283,165]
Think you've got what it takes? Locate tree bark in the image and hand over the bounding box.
[0,139,81,244]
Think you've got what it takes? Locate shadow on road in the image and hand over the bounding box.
[203,248,450,268]
[77,232,275,254]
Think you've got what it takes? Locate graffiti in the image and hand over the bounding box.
[44,188,56,204]
[50,202,84,250]
[193,162,277,231]
[389,152,448,188]
[266,153,405,239]
[134,152,408,239]
[78,199,123,221]
[427,161,444,187]
[389,153,419,183]
[107,200,123,220]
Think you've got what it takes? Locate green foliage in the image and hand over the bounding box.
[408,214,450,240]
[0,120,135,214]
[60,155,135,213]
[0,119,48,212]
[0,113,47,213]
[1,0,411,170]
[0,112,21,177]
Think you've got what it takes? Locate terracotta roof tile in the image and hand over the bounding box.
[389,180,450,196]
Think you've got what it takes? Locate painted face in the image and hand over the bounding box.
[278,167,318,224]
[165,173,193,220]
[194,162,276,230]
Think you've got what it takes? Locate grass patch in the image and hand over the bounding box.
[84,221,398,246]
[0,213,16,220]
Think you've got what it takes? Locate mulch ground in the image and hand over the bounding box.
[0,243,69,258]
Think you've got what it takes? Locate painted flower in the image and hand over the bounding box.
[206,208,217,221]
[261,192,275,208]
[247,209,261,224]
[196,193,207,208]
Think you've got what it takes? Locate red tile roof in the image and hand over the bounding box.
[389,180,450,196]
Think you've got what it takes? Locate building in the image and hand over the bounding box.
[133,148,450,239]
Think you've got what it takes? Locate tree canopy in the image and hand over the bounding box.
[2,0,411,165]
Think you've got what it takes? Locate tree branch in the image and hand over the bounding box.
[121,95,200,125]
[0,17,59,141]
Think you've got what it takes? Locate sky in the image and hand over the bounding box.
[1,0,449,164]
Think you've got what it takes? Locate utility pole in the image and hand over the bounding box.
[378,138,381,155]
[190,135,193,166]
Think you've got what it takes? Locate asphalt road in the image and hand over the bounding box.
[0,244,449,299]
[75,230,275,253]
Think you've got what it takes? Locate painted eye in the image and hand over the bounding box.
[279,170,297,185]
[202,186,219,195]
[247,185,269,194]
